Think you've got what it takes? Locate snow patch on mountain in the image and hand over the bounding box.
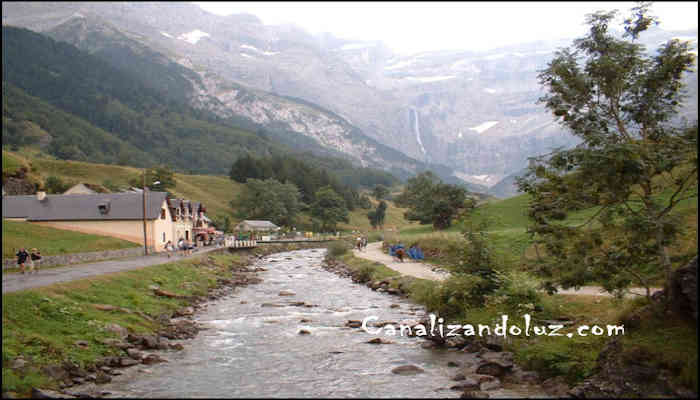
[385,59,416,70]
[160,31,173,38]
[340,42,376,50]
[483,88,497,94]
[240,44,279,56]
[453,172,504,187]
[240,53,255,59]
[468,121,499,134]
[409,75,456,83]
[484,53,507,60]
[178,29,210,44]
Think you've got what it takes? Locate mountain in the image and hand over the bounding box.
[34,14,474,186]
[3,2,697,186]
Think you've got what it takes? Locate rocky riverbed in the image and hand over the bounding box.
[29,248,554,398]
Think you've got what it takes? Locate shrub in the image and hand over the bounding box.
[367,232,384,243]
[487,269,543,312]
[412,274,490,319]
[354,265,374,283]
[325,241,349,260]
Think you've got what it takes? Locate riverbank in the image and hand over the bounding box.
[325,248,698,398]
[1,242,325,398]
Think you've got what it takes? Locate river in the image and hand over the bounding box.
[99,249,546,398]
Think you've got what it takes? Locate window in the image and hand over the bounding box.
[161,208,166,220]
[163,232,166,243]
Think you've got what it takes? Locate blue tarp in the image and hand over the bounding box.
[408,247,424,260]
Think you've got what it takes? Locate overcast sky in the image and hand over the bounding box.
[192,2,698,54]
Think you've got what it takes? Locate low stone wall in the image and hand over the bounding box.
[3,247,147,270]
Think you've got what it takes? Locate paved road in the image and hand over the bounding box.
[2,246,224,294]
[353,242,661,297]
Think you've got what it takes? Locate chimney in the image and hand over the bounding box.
[36,191,47,201]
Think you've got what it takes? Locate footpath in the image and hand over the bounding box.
[353,241,661,297]
[2,247,223,294]
[352,241,450,281]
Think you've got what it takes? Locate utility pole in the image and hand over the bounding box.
[142,169,148,255]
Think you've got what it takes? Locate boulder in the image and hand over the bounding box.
[345,320,363,328]
[41,365,69,381]
[142,354,167,365]
[480,378,501,391]
[73,340,89,349]
[30,388,75,399]
[141,335,159,349]
[104,323,128,338]
[366,338,393,344]
[453,373,466,381]
[391,365,425,375]
[461,391,490,399]
[468,374,498,383]
[475,362,507,377]
[10,358,27,369]
[542,376,570,397]
[169,343,185,351]
[462,342,483,353]
[173,307,194,317]
[126,348,143,360]
[450,377,480,391]
[298,329,311,335]
[481,352,514,369]
[278,290,296,296]
[445,336,469,349]
[390,304,400,309]
[670,256,697,320]
[119,357,140,367]
[447,361,461,367]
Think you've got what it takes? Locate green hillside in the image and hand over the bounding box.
[2,26,282,174]
[2,220,138,259]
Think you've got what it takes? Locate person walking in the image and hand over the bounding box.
[177,238,185,257]
[165,240,174,258]
[16,248,29,275]
[29,248,42,273]
[16,247,29,275]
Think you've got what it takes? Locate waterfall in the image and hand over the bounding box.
[410,107,427,157]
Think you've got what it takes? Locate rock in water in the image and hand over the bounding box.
[391,365,425,375]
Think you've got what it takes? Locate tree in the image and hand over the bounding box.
[233,178,302,227]
[311,186,349,232]
[372,184,389,200]
[44,175,71,194]
[367,200,388,229]
[395,171,468,230]
[516,3,698,299]
[358,194,373,209]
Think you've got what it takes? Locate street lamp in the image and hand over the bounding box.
[142,168,160,255]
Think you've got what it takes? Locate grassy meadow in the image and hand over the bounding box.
[2,220,139,260]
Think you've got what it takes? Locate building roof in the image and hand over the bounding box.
[235,220,280,231]
[2,192,169,221]
[64,183,97,195]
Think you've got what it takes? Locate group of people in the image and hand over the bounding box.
[389,243,424,263]
[15,248,42,275]
[164,238,194,258]
[355,236,368,251]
